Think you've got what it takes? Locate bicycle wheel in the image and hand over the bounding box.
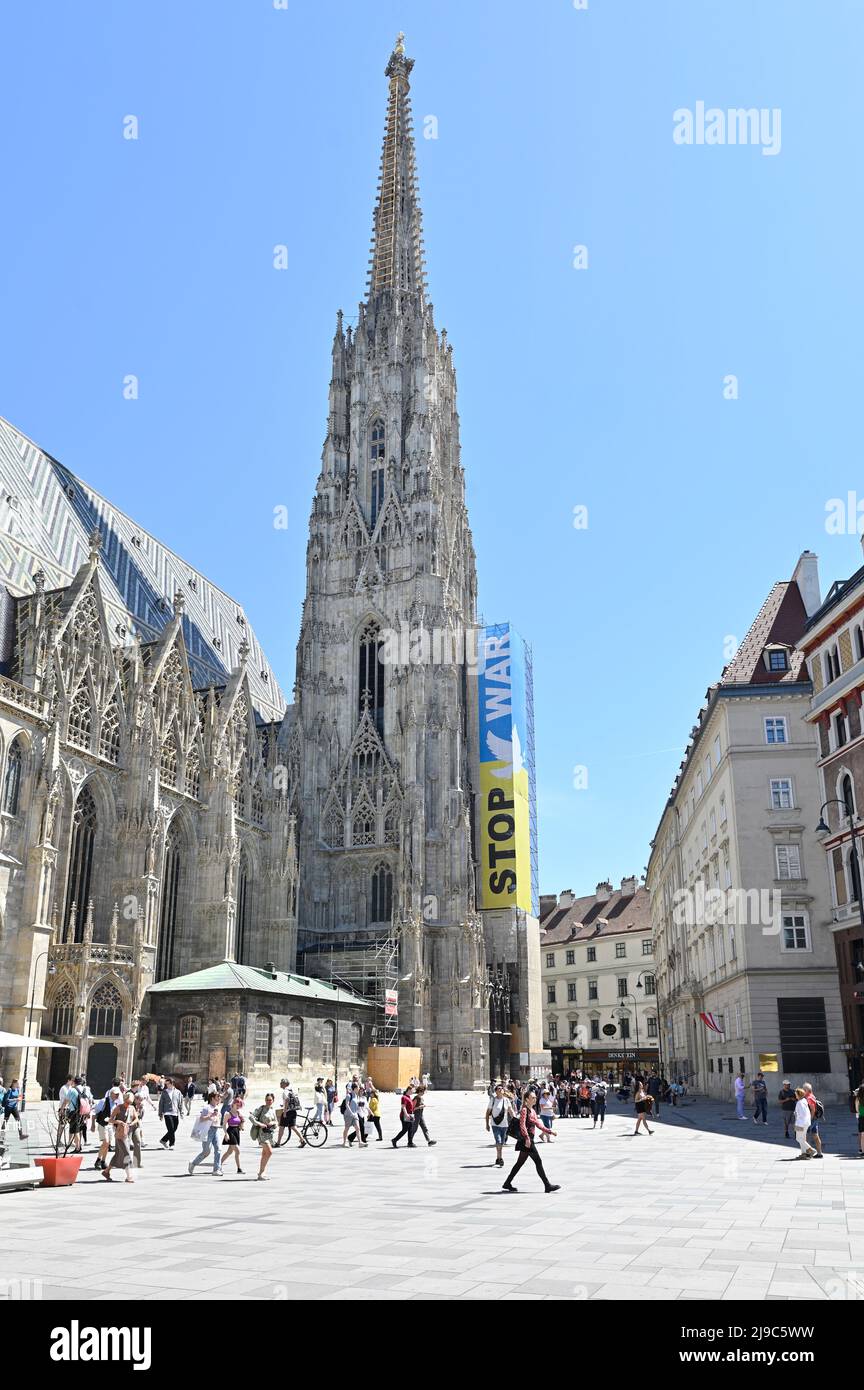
[303,1119,328,1147]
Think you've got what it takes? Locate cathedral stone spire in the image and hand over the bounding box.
[366,34,427,303]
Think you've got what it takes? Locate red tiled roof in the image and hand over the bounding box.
[719,581,808,685]
[539,886,651,944]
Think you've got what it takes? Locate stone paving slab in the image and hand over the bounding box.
[0,1091,861,1301]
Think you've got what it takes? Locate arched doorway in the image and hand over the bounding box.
[86,1041,118,1097]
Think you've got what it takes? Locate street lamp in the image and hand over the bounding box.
[21,951,56,1114]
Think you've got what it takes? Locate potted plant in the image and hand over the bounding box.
[34,1101,84,1187]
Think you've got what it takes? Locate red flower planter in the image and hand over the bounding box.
[34,1154,83,1187]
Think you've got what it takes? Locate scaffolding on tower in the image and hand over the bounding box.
[297,933,400,1047]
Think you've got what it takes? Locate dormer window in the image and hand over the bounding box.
[767,649,789,672]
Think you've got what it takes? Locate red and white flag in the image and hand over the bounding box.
[700,1011,724,1034]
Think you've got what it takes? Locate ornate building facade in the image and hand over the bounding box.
[0,36,545,1094]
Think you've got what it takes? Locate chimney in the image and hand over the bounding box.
[595,880,613,902]
[620,876,638,897]
[792,551,821,618]
[558,889,575,909]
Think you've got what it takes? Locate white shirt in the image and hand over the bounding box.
[794,1098,811,1129]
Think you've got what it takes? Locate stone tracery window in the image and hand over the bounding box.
[64,785,98,940]
[51,982,75,1037]
[325,805,344,849]
[99,702,121,763]
[68,686,93,751]
[156,820,184,982]
[370,861,393,924]
[88,981,123,1037]
[185,748,201,799]
[3,738,23,815]
[357,621,385,736]
[160,730,178,788]
[179,1014,201,1064]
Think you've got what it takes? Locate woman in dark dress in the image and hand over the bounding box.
[633,1081,654,1136]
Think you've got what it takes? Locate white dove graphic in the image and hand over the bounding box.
[486,726,524,779]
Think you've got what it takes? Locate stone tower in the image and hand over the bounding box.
[295,35,488,1088]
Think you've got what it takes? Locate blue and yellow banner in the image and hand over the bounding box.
[477,623,534,913]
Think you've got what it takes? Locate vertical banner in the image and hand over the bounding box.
[477,622,535,912]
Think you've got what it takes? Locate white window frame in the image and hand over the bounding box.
[775,844,803,880]
[769,777,794,810]
[764,716,788,745]
[781,912,811,953]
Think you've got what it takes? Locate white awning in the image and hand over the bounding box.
[0,1032,71,1049]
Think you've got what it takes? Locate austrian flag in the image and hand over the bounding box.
[700,1011,724,1034]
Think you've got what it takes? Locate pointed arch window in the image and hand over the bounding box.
[370,861,393,924]
[850,845,862,906]
[348,1022,362,1068]
[325,805,344,849]
[369,419,386,528]
[352,795,376,848]
[89,981,123,1037]
[251,785,265,826]
[99,703,121,763]
[3,739,23,816]
[842,773,856,821]
[185,748,201,799]
[160,730,178,788]
[321,1020,335,1068]
[64,785,97,940]
[156,820,184,982]
[358,621,385,736]
[68,686,93,751]
[384,806,399,846]
[51,982,75,1037]
[235,852,251,965]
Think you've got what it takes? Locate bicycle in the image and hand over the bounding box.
[300,1106,328,1147]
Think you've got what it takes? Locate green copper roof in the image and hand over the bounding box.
[147,960,373,1007]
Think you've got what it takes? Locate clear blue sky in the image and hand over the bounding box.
[2,1,862,898]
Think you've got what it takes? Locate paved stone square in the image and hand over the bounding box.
[2,1092,863,1302]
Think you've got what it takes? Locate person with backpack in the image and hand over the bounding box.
[502,1089,560,1194]
[802,1083,825,1157]
[391,1085,416,1147]
[94,1084,122,1169]
[188,1095,223,1176]
[63,1077,85,1154]
[276,1078,306,1148]
[251,1093,277,1179]
[591,1077,608,1129]
[485,1083,514,1167]
[1,1079,23,1137]
[341,1083,366,1147]
[751,1071,769,1125]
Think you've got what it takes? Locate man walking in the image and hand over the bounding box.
[734,1071,747,1120]
[751,1071,768,1125]
[158,1077,182,1148]
[778,1079,797,1140]
[591,1077,607,1129]
[646,1072,663,1119]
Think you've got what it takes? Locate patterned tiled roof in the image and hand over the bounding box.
[539,885,651,944]
[719,580,808,685]
[0,416,287,721]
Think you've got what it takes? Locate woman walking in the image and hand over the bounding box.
[502,1090,560,1193]
[411,1085,436,1146]
[222,1097,245,1174]
[253,1093,278,1179]
[367,1090,383,1141]
[485,1083,513,1168]
[325,1078,337,1126]
[313,1078,327,1125]
[103,1098,136,1184]
[633,1081,654,1136]
[794,1087,817,1159]
[342,1084,366,1147]
[538,1087,555,1140]
[188,1094,223,1176]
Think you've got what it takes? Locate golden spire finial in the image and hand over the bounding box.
[395,32,405,54]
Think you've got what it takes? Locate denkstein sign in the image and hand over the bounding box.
[477,623,534,913]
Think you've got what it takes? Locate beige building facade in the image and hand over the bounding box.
[539,880,660,1078]
[647,554,847,1101]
